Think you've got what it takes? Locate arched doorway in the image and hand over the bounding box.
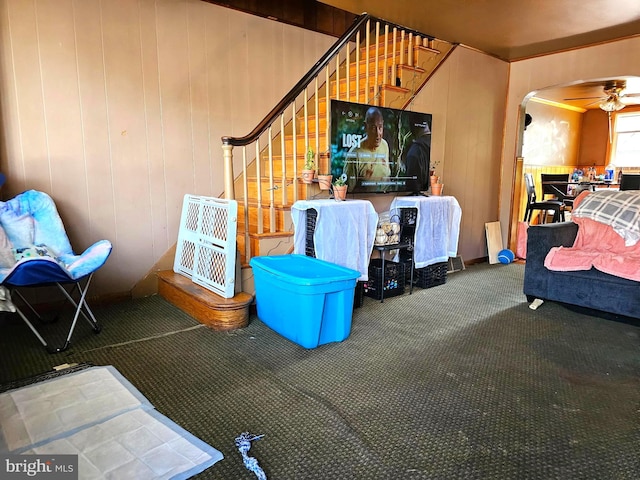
[510,76,640,245]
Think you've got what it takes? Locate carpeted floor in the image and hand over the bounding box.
[0,262,638,479]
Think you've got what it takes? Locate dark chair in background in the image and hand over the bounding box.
[619,173,640,191]
[540,172,575,210]
[540,173,570,200]
[524,173,565,223]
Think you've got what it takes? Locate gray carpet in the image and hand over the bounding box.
[0,262,638,479]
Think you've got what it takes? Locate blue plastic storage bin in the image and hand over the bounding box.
[249,254,361,348]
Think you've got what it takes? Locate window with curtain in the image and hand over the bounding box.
[611,112,640,167]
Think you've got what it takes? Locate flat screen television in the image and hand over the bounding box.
[329,99,433,194]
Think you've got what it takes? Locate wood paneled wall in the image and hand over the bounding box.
[0,0,334,297]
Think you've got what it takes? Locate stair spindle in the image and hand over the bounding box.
[355,31,360,102]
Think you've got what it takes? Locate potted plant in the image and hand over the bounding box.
[430,160,441,185]
[332,176,348,201]
[316,170,333,190]
[302,148,316,184]
[431,182,444,196]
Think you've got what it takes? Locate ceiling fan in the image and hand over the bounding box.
[564,80,640,112]
[563,80,640,142]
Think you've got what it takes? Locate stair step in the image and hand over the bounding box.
[362,39,440,57]
[237,230,295,265]
[243,176,305,201]
[283,132,329,153]
[379,84,412,107]
[157,270,253,331]
[237,202,290,233]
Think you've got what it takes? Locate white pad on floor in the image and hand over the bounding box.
[0,366,223,479]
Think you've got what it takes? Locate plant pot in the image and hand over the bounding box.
[317,174,333,190]
[430,175,439,186]
[301,169,315,184]
[431,183,444,196]
[333,184,348,201]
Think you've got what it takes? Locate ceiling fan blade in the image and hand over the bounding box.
[585,99,605,107]
[563,96,602,101]
[621,92,640,98]
[620,96,640,104]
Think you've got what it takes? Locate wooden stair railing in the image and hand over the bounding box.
[221,14,456,266]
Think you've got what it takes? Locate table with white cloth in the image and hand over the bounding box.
[291,199,378,281]
[390,195,462,268]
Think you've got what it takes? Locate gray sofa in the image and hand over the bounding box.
[523,222,640,320]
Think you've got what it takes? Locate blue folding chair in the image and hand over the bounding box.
[0,190,112,353]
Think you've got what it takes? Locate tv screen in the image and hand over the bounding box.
[329,99,433,194]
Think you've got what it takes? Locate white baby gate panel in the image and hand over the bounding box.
[174,195,238,298]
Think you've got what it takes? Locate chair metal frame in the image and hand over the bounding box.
[8,272,101,353]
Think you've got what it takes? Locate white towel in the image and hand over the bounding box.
[390,196,462,268]
[291,199,378,281]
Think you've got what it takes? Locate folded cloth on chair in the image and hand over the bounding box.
[0,190,112,284]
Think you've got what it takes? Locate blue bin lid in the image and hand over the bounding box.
[250,254,360,285]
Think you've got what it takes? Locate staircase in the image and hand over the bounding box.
[225,14,455,271]
[159,14,455,323]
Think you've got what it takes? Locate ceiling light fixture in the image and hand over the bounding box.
[599,95,625,112]
[599,94,624,143]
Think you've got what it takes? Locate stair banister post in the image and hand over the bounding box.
[222,143,235,200]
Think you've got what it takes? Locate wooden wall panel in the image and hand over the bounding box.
[205,10,232,195]
[188,2,214,198]
[246,15,277,121]
[102,0,155,285]
[139,0,169,259]
[5,0,48,193]
[0,1,23,187]
[156,0,193,246]
[74,0,116,251]
[226,13,252,138]
[37,0,89,252]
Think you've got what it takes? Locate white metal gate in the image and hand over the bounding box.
[174,195,238,298]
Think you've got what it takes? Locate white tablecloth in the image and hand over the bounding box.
[291,199,378,281]
[390,195,462,268]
